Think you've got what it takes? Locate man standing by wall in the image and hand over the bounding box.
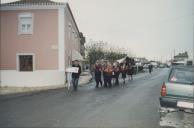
[72,60,82,91]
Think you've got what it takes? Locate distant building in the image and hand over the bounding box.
[174,52,189,62]
[134,57,149,65]
[0,0,84,87]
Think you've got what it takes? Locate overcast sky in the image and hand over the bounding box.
[2,0,194,61]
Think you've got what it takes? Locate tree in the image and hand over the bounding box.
[85,42,104,65]
[85,40,128,65]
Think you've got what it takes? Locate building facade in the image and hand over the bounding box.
[79,32,86,58]
[0,0,83,87]
[174,52,189,62]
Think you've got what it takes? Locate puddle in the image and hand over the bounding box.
[159,108,194,128]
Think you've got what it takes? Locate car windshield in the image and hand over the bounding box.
[169,67,194,85]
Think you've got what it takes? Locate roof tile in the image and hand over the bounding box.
[2,0,65,5]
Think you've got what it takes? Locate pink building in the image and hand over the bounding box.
[0,0,84,87]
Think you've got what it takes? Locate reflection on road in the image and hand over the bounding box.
[160,108,194,128]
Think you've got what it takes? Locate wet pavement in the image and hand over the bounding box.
[0,68,193,128]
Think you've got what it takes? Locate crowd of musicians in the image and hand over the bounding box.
[94,61,134,88]
[71,59,153,91]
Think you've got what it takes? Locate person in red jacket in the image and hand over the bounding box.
[105,64,113,88]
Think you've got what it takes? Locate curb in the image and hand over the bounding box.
[0,85,66,96]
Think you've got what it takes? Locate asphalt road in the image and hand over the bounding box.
[0,68,170,128]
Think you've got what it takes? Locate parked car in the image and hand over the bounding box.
[159,66,194,112]
[159,64,165,68]
[132,65,143,74]
[186,60,193,66]
[150,61,159,68]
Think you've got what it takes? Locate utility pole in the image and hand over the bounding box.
[173,49,176,58]
[171,53,173,61]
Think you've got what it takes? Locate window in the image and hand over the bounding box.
[18,13,33,34]
[17,54,35,71]
[68,23,72,39]
[169,68,194,85]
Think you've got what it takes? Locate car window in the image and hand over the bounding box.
[169,68,194,85]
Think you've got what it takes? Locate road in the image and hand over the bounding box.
[0,68,172,128]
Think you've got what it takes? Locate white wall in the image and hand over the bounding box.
[58,7,65,71]
[64,5,81,69]
[0,70,65,87]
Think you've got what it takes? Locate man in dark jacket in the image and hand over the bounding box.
[148,64,153,74]
[114,62,120,85]
[94,63,102,88]
[72,60,81,91]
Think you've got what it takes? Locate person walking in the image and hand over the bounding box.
[102,64,108,88]
[72,60,82,91]
[114,62,120,85]
[121,64,127,85]
[128,63,133,80]
[148,64,153,74]
[95,63,103,88]
[106,64,113,88]
[112,65,116,85]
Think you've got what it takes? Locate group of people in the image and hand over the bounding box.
[94,62,134,88]
[71,60,153,91]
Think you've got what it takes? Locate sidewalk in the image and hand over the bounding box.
[79,71,93,85]
[0,71,92,95]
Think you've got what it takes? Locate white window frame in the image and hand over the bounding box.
[16,53,35,72]
[18,13,34,35]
